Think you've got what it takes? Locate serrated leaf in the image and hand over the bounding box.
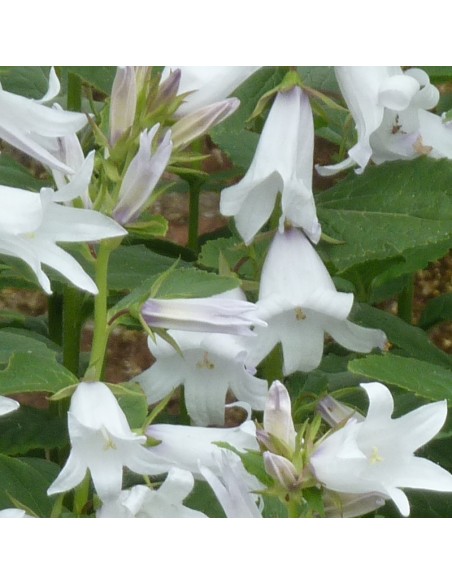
[316,158,452,282]
[348,354,452,403]
[0,455,59,516]
[0,406,68,455]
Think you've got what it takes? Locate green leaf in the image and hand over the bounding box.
[351,304,452,369]
[419,293,452,329]
[0,353,77,396]
[0,154,50,190]
[0,455,59,516]
[0,329,57,364]
[115,384,149,429]
[0,406,68,455]
[420,67,452,80]
[184,479,226,518]
[0,66,51,98]
[316,159,452,284]
[348,354,452,403]
[63,66,117,95]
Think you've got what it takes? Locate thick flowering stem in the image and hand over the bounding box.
[86,239,121,380]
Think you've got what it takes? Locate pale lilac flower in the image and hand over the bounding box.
[145,420,258,477]
[199,450,263,518]
[135,328,268,426]
[0,67,88,173]
[141,291,266,336]
[246,228,386,375]
[0,152,126,294]
[317,66,451,175]
[47,382,159,502]
[310,382,452,517]
[97,468,206,518]
[113,125,172,225]
[163,66,259,116]
[0,396,19,416]
[109,66,137,146]
[220,86,321,245]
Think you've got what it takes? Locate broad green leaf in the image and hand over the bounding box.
[420,67,452,80]
[184,479,225,518]
[298,67,338,93]
[0,455,59,516]
[351,304,452,369]
[0,154,50,190]
[0,66,51,98]
[348,354,452,403]
[316,159,452,284]
[0,329,57,363]
[0,406,68,455]
[0,353,77,395]
[63,66,116,95]
[115,383,149,429]
[419,293,452,329]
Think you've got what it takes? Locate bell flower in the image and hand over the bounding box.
[140,290,267,336]
[109,66,137,146]
[0,396,19,416]
[163,66,259,116]
[220,86,321,245]
[47,382,160,502]
[323,491,386,518]
[310,382,452,517]
[97,468,206,518]
[0,67,89,173]
[199,450,263,518]
[0,152,126,294]
[113,125,172,225]
[316,66,452,176]
[245,228,386,375]
[135,328,268,426]
[145,419,258,477]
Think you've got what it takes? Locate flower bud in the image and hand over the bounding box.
[263,452,299,491]
[110,66,137,146]
[317,395,364,428]
[263,381,296,452]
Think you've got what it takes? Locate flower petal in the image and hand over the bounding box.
[0,396,20,416]
[47,450,87,496]
[323,318,387,353]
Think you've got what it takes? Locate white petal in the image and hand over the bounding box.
[0,187,43,234]
[377,74,420,111]
[158,467,195,501]
[0,396,20,416]
[0,234,52,294]
[36,67,61,103]
[360,382,395,425]
[135,356,185,404]
[279,314,325,374]
[51,151,94,203]
[385,486,411,517]
[418,110,452,158]
[47,450,87,496]
[323,318,387,353]
[391,400,448,453]
[392,456,452,492]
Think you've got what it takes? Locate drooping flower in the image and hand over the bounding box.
[317,66,452,176]
[135,328,268,426]
[163,66,259,116]
[310,382,452,517]
[0,152,126,294]
[97,468,206,518]
[47,382,159,502]
[109,66,137,146]
[145,419,258,477]
[199,450,263,518]
[113,125,172,225]
[0,396,19,416]
[245,228,386,375]
[0,67,89,173]
[141,290,267,336]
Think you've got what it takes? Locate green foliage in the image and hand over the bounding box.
[62,67,117,95]
[0,154,50,190]
[0,66,51,98]
[419,293,452,329]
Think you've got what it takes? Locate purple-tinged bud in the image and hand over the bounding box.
[155,69,182,109]
[110,66,137,146]
[263,452,299,491]
[317,395,364,428]
[171,97,240,151]
[263,381,296,452]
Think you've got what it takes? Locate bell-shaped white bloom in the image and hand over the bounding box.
[135,327,268,426]
[317,66,452,176]
[310,382,452,517]
[171,98,240,151]
[246,228,386,375]
[199,450,263,518]
[0,67,89,174]
[323,491,386,518]
[47,382,159,502]
[163,66,259,116]
[113,125,172,224]
[220,86,321,245]
[141,291,267,336]
[0,152,126,294]
[110,66,137,146]
[97,468,206,518]
[0,396,19,416]
[145,419,258,476]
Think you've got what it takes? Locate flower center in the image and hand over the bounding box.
[196,352,215,369]
[101,426,117,451]
[294,307,306,321]
[369,446,383,464]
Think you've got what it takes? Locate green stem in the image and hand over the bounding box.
[187,177,203,253]
[62,287,83,375]
[86,242,115,381]
[73,473,91,517]
[398,275,414,325]
[287,498,300,518]
[67,73,82,112]
[47,293,63,345]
